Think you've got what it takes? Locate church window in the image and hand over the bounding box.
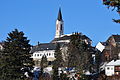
[40,54,42,56]
[37,54,39,57]
[49,53,51,56]
[34,54,36,57]
[46,53,48,56]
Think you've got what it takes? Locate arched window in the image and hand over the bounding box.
[37,54,39,57]
[46,53,48,56]
[40,54,42,56]
[34,54,36,57]
[49,53,51,56]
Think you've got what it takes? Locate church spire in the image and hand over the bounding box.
[57,8,62,21]
[55,8,64,38]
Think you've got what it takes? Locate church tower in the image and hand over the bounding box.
[55,8,64,38]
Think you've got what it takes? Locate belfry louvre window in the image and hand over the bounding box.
[61,25,62,30]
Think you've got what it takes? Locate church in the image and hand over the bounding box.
[31,8,92,67]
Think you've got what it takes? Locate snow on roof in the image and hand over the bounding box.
[100,62,108,71]
[61,34,72,37]
[106,60,120,66]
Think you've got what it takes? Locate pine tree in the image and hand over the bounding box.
[54,43,64,67]
[103,0,120,23]
[0,50,5,80]
[68,33,83,71]
[52,43,64,80]
[40,55,48,69]
[67,33,92,74]
[0,29,33,80]
[95,50,101,72]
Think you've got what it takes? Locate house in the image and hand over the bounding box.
[96,35,120,63]
[105,35,120,60]
[105,60,120,76]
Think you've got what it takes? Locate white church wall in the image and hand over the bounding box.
[32,50,55,61]
[54,40,70,43]
[55,19,64,38]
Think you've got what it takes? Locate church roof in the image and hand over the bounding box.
[31,43,57,53]
[31,42,66,53]
[57,8,63,21]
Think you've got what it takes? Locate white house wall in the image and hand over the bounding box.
[32,50,55,61]
[105,66,114,76]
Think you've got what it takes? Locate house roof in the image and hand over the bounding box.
[100,42,108,46]
[106,60,120,66]
[107,35,120,43]
[112,35,120,42]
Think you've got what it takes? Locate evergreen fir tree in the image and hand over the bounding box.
[54,43,64,67]
[95,50,101,72]
[103,0,120,23]
[0,29,33,80]
[52,43,64,80]
[68,33,83,71]
[0,50,6,80]
[40,55,48,69]
[67,32,92,74]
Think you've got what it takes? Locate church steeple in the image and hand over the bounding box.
[55,8,64,38]
[57,8,62,21]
